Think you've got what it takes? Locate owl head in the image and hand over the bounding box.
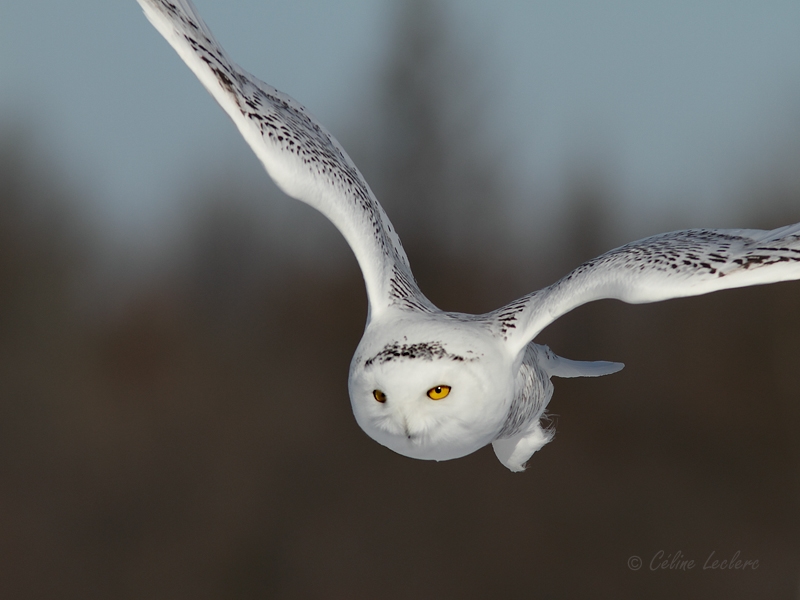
[348,318,514,462]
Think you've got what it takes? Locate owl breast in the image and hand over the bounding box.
[495,343,554,440]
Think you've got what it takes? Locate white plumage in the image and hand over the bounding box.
[138,0,800,471]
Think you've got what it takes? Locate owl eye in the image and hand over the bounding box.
[427,385,451,400]
[373,390,387,403]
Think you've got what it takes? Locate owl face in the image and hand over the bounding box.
[348,322,514,462]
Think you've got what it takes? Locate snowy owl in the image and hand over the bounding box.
[138,0,800,471]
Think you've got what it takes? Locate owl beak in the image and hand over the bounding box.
[402,419,424,445]
[402,417,414,441]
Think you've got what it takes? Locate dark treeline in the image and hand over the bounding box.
[1,2,799,598]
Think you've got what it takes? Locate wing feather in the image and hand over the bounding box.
[499,223,800,354]
[137,0,428,317]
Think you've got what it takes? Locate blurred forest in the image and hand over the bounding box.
[1,1,800,598]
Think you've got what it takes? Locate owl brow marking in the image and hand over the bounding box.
[363,342,474,368]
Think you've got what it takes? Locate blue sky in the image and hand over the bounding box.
[2,0,800,238]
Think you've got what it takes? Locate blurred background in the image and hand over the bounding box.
[2,0,800,598]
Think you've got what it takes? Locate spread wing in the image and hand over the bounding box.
[137,0,430,318]
[498,222,800,355]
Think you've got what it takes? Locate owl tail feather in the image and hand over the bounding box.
[538,345,624,379]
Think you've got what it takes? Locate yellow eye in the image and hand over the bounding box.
[373,390,387,403]
[427,385,451,400]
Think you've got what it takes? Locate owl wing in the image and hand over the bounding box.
[497,222,800,355]
[137,0,430,318]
